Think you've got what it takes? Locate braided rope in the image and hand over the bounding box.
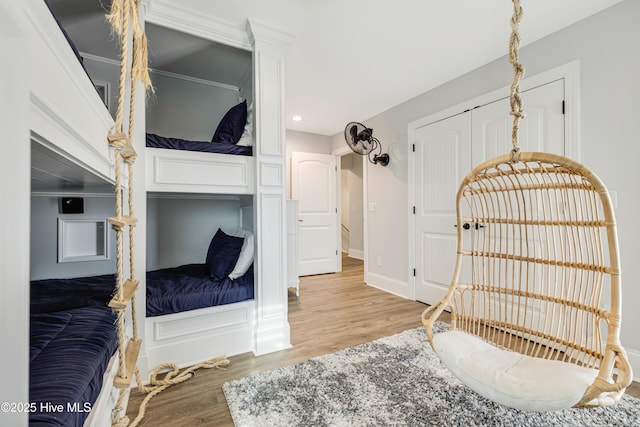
[508,0,526,162]
[108,0,137,425]
[126,357,230,426]
[109,0,129,135]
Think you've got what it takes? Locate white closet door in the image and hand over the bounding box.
[470,79,565,325]
[472,79,565,163]
[414,112,471,304]
[414,79,565,305]
[291,151,338,276]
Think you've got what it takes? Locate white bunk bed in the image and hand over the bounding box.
[142,4,293,368]
[144,194,257,370]
[5,0,293,424]
[29,1,114,183]
[141,18,259,370]
[23,2,124,426]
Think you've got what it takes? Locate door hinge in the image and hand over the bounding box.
[562,100,565,115]
[412,206,416,214]
[412,143,415,152]
[413,268,416,277]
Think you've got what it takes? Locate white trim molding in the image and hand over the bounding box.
[145,0,252,51]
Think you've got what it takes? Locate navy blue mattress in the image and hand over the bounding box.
[29,277,117,426]
[146,133,252,156]
[146,264,254,317]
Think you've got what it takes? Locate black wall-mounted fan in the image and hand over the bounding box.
[344,122,390,166]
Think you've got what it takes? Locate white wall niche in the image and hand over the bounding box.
[57,218,109,263]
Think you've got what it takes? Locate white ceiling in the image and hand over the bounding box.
[51,0,625,136]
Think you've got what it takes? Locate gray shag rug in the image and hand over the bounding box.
[223,324,640,426]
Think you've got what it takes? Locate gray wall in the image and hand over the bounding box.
[83,56,241,141]
[83,56,120,118]
[30,195,117,280]
[146,196,244,270]
[332,1,640,358]
[32,193,249,277]
[146,72,240,141]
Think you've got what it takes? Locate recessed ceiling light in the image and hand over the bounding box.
[292,115,302,121]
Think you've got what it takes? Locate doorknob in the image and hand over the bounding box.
[454,223,471,230]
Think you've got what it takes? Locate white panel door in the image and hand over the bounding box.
[470,80,565,325]
[414,112,471,304]
[414,79,565,305]
[291,152,338,276]
[472,79,565,162]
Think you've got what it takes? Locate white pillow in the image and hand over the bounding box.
[227,228,254,279]
[236,103,253,147]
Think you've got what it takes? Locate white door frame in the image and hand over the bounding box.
[332,144,367,275]
[337,152,365,260]
[407,60,580,301]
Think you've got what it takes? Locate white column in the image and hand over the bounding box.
[247,19,295,355]
[0,3,30,425]
[130,2,149,379]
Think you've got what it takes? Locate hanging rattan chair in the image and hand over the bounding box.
[421,0,632,411]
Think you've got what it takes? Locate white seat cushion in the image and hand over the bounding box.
[432,330,599,411]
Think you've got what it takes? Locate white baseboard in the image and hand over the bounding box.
[365,271,411,300]
[626,346,640,383]
[348,248,364,260]
[254,317,292,356]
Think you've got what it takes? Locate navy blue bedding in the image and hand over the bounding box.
[29,278,117,426]
[28,262,252,425]
[146,133,252,156]
[30,274,115,314]
[146,263,254,317]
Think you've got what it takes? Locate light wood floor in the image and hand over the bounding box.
[127,255,639,426]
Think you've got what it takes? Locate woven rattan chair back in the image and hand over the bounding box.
[423,151,632,406]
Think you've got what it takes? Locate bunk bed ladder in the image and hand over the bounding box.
[107,0,148,425]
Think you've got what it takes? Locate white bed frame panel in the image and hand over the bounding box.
[6,2,119,425]
[6,0,294,423]
[25,1,114,182]
[146,147,255,194]
[83,354,125,427]
[143,301,255,371]
[1,3,30,425]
